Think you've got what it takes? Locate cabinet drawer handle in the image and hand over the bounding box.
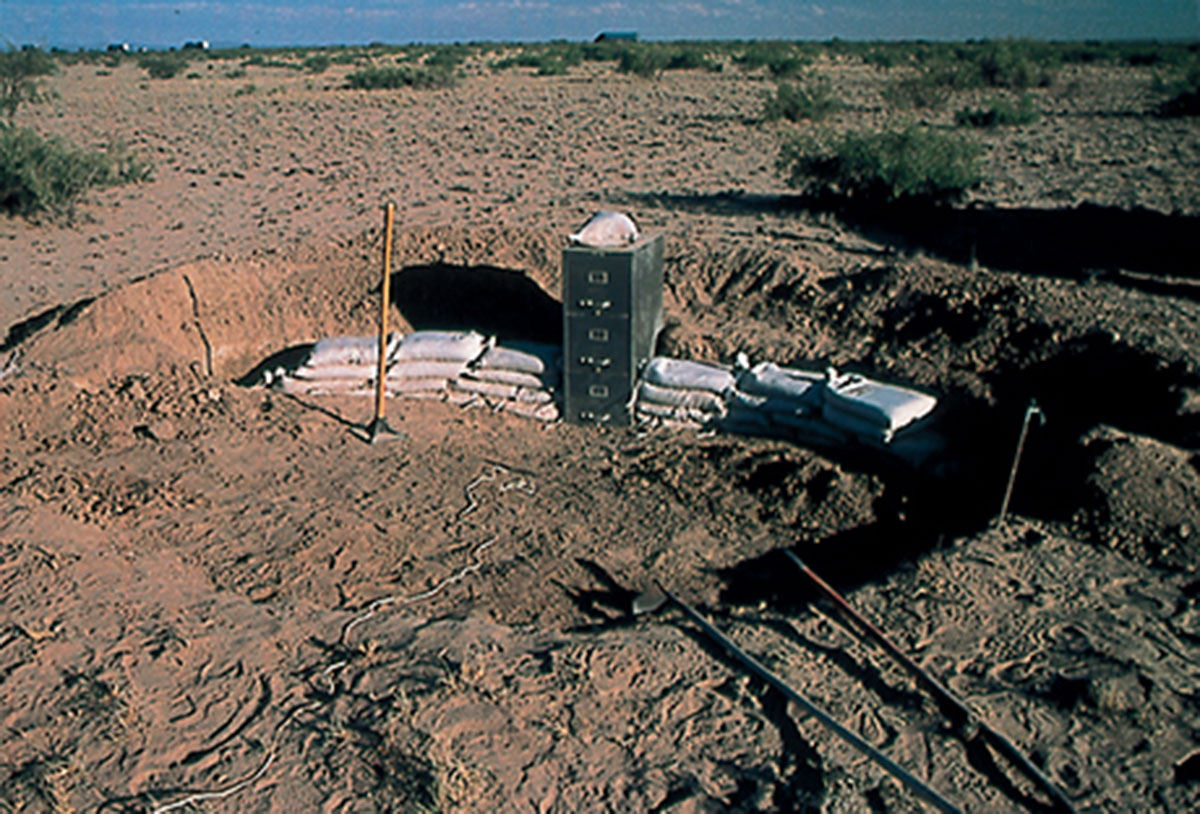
[587,270,609,284]
[587,328,610,342]
[588,384,610,398]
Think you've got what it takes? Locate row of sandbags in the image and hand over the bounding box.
[634,356,941,464]
[274,331,561,422]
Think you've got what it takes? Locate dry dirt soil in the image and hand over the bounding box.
[2,51,1200,814]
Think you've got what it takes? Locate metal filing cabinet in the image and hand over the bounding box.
[563,234,664,425]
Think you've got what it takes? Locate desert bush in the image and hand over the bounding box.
[0,46,57,121]
[616,46,669,79]
[976,41,1058,89]
[138,52,189,79]
[302,54,331,74]
[777,124,984,206]
[664,47,721,73]
[1155,63,1200,116]
[345,64,457,90]
[736,42,808,78]
[0,127,153,219]
[761,77,841,122]
[956,93,1041,127]
[882,73,954,109]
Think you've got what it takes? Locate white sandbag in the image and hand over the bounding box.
[394,330,491,362]
[736,362,824,407]
[720,389,773,428]
[386,377,450,395]
[475,342,561,376]
[635,400,716,427]
[386,359,468,380]
[568,210,639,247]
[497,400,560,422]
[451,378,554,404]
[293,364,375,381]
[821,402,895,444]
[825,372,936,432]
[642,357,735,395]
[452,378,520,401]
[467,368,557,390]
[636,381,726,415]
[279,377,371,396]
[768,412,849,447]
[305,333,401,368]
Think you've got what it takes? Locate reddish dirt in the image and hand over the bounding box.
[2,53,1200,813]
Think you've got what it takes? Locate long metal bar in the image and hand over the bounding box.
[659,585,962,814]
[997,399,1044,526]
[783,550,1076,814]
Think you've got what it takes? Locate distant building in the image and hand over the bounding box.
[594,32,638,42]
[107,43,131,53]
[182,40,210,51]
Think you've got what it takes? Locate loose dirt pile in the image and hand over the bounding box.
[2,54,1200,813]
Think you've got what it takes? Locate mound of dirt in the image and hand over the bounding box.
[1078,425,1200,571]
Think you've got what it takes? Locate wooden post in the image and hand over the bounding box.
[374,202,395,424]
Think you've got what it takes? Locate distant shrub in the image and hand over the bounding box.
[761,77,841,122]
[0,46,57,121]
[424,46,469,70]
[345,64,457,90]
[616,46,668,79]
[225,67,247,79]
[1155,63,1200,117]
[882,74,953,109]
[736,42,808,78]
[664,47,721,73]
[0,127,153,220]
[956,93,1041,127]
[777,125,984,206]
[302,54,331,74]
[233,83,257,96]
[976,41,1058,89]
[491,47,581,76]
[138,52,189,79]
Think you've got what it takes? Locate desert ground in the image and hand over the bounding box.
[2,45,1200,813]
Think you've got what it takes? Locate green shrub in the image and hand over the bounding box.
[138,52,189,79]
[1,46,57,121]
[777,125,985,205]
[976,41,1057,89]
[1155,63,1200,117]
[616,46,668,79]
[956,93,1041,127]
[0,127,153,220]
[302,54,331,74]
[736,42,808,77]
[664,47,721,73]
[882,73,953,109]
[761,77,841,122]
[345,64,457,90]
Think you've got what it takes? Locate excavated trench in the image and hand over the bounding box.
[6,223,1199,590]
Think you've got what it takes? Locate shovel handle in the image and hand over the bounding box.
[374,202,396,422]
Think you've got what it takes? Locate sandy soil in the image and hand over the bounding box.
[2,51,1200,813]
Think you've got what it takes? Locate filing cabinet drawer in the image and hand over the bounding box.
[565,315,632,377]
[563,372,634,426]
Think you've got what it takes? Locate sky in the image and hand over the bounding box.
[1,0,1197,50]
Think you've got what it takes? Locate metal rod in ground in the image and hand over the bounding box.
[996,398,1044,526]
[658,584,962,814]
[783,551,1077,814]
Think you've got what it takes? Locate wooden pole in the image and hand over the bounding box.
[373,202,396,425]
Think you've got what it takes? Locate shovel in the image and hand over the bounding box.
[357,201,405,444]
